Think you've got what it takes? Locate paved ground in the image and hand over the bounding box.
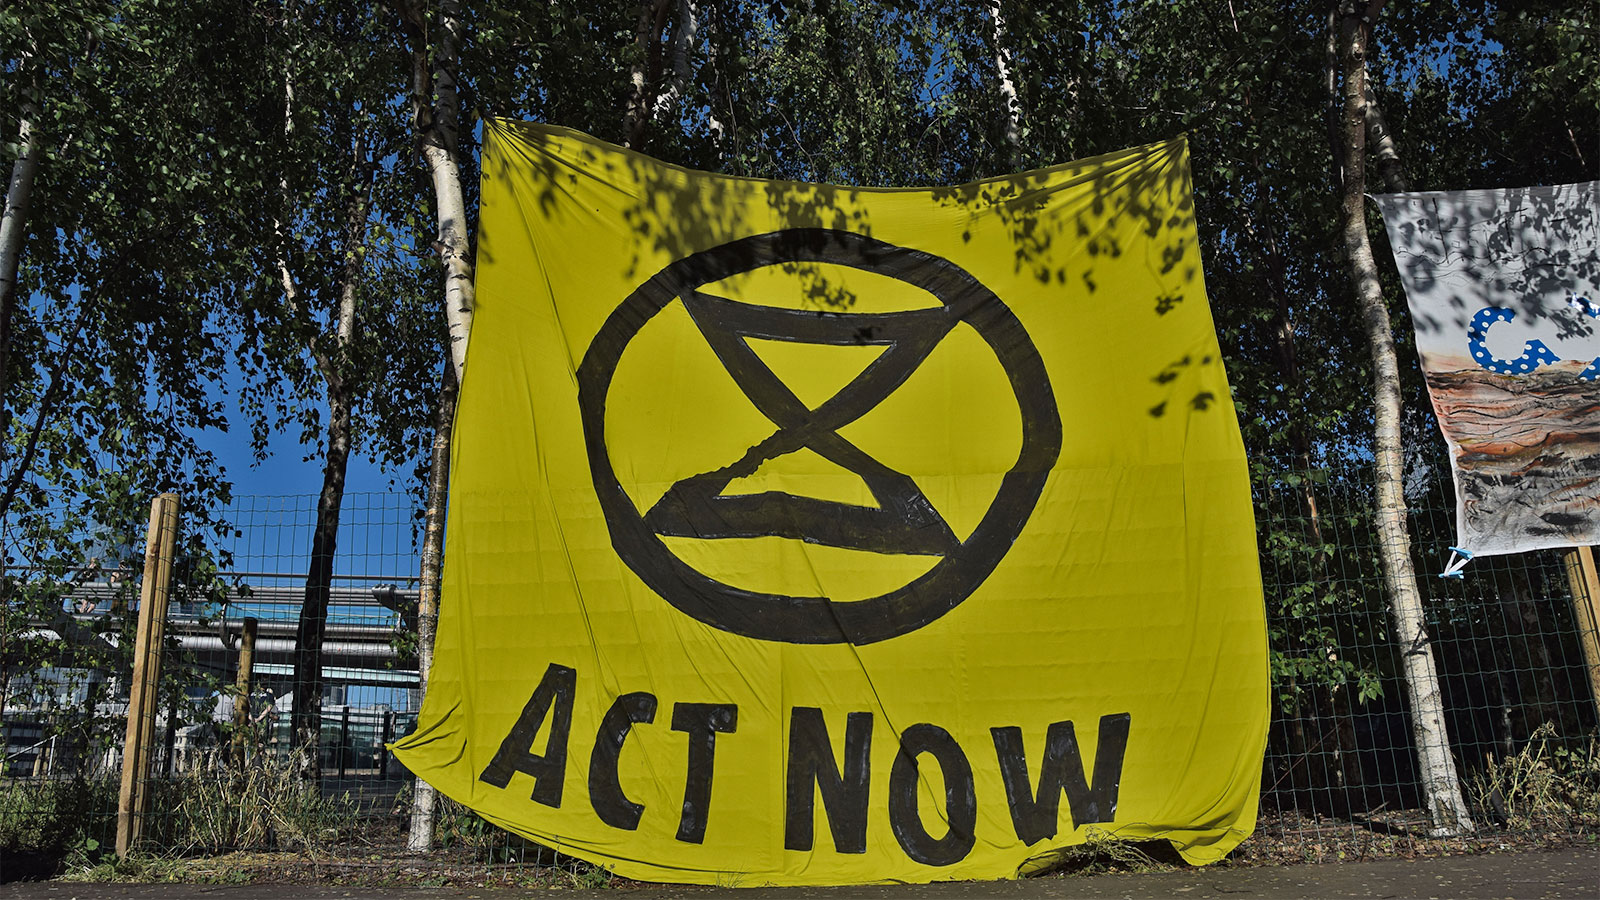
[2,845,1595,899]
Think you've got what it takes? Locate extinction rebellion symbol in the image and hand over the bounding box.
[576,229,1062,644]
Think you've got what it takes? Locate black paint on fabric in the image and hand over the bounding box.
[785,707,873,854]
[477,663,577,808]
[991,713,1132,844]
[645,289,960,556]
[576,228,1062,645]
[888,723,977,866]
[589,692,659,830]
[670,702,739,844]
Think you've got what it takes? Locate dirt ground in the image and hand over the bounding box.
[2,842,1596,899]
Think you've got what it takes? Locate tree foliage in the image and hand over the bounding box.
[1,0,1594,809]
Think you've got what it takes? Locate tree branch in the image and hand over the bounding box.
[0,305,91,523]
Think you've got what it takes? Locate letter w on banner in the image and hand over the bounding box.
[390,121,1268,886]
[1376,181,1600,558]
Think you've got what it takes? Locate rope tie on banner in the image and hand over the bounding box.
[1439,546,1474,579]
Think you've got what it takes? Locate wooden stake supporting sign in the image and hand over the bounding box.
[232,616,259,770]
[1562,545,1600,722]
[116,492,181,859]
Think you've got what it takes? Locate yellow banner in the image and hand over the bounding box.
[392,121,1267,886]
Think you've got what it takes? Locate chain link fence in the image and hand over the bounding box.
[2,462,1597,879]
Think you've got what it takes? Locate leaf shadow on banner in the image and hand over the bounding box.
[445,122,1264,881]
[1389,182,1600,346]
[1380,180,1600,551]
[480,121,1219,423]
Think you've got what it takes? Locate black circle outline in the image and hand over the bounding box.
[576,229,1062,644]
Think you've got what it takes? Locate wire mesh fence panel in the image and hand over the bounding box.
[1,492,427,866]
[1250,457,1599,862]
[3,471,1597,876]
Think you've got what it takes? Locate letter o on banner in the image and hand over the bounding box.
[888,724,977,866]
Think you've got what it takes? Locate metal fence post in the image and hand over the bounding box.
[380,709,392,779]
[115,492,181,859]
[161,690,179,778]
[339,706,350,779]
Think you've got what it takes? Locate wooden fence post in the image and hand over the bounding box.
[1562,545,1600,722]
[115,492,181,859]
[232,617,259,770]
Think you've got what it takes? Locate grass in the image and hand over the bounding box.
[1,746,370,880]
[0,776,118,862]
[1023,827,1183,877]
[58,853,255,885]
[1469,723,1600,833]
[143,751,365,853]
[7,730,1596,887]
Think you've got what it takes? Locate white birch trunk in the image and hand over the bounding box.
[623,0,672,149]
[406,365,455,853]
[274,58,301,314]
[403,0,474,850]
[701,14,725,150]
[651,0,699,122]
[623,2,655,149]
[985,0,1022,168]
[1336,4,1473,837]
[1325,6,1345,189]
[292,137,373,781]
[423,144,474,386]
[424,0,474,386]
[1,105,41,404]
[1363,85,1408,193]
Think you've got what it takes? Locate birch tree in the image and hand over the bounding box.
[984,0,1022,168]
[0,101,40,415]
[402,0,474,383]
[282,133,378,776]
[394,0,471,846]
[239,1,439,778]
[1333,0,1472,837]
[623,0,675,149]
[0,0,276,752]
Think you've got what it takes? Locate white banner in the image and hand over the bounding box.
[1377,180,1600,557]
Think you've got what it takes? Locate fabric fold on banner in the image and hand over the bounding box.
[1376,181,1600,557]
[391,121,1268,886]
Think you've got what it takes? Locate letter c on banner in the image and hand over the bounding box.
[590,692,659,830]
[1467,306,1558,375]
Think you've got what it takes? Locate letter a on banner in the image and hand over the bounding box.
[391,121,1268,886]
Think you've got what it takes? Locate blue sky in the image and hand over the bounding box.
[205,379,425,583]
